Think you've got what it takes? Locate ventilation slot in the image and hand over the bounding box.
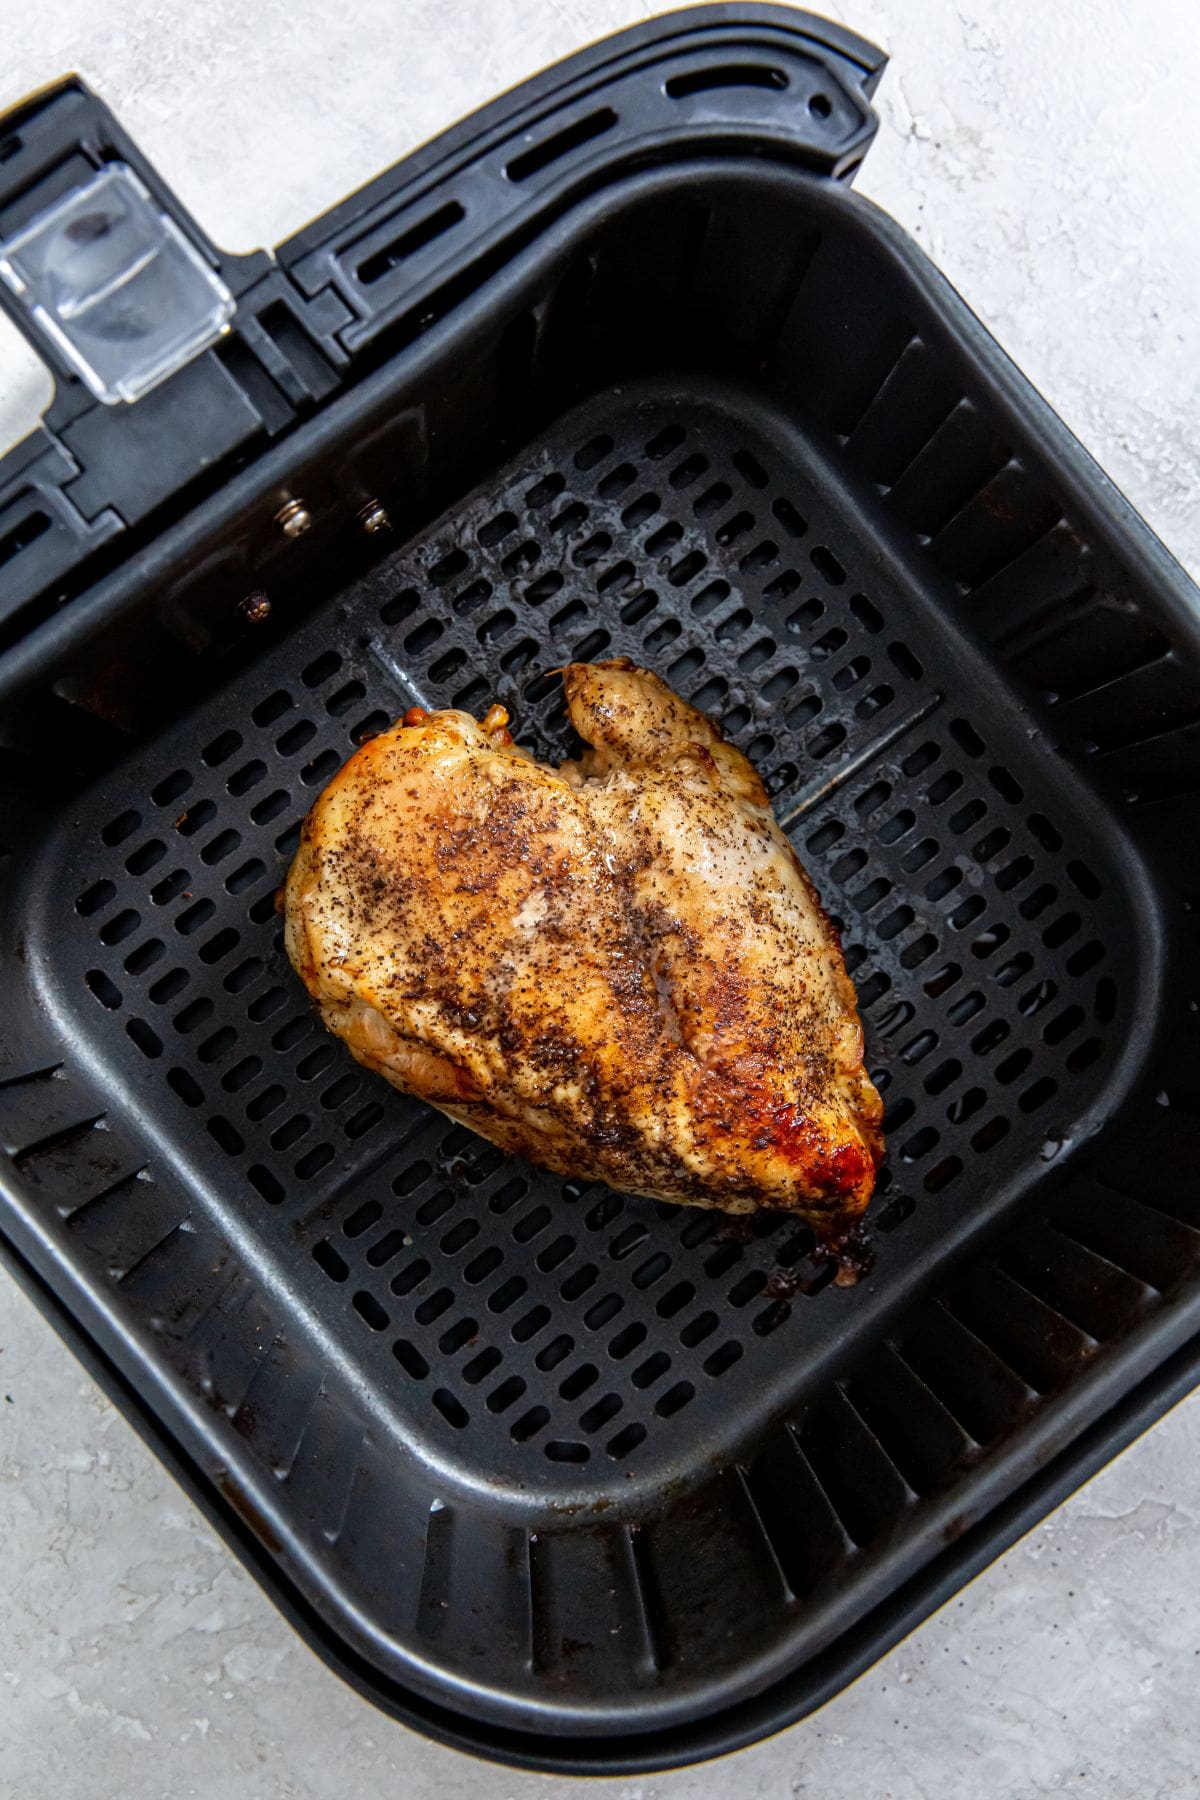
[506,109,617,181]
[665,64,788,98]
[357,200,466,284]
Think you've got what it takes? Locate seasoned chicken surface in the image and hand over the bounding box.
[284,660,883,1238]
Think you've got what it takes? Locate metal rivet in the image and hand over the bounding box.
[275,498,312,538]
[239,590,271,623]
[359,500,391,534]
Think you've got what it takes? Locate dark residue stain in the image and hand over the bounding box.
[764,1266,800,1301]
[217,1472,282,1553]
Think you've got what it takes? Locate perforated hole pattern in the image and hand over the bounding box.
[63,391,1127,1476]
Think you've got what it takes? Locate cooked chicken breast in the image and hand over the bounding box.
[284,659,883,1238]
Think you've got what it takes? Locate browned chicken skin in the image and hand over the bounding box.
[284,660,883,1239]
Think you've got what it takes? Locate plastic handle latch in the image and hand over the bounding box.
[0,161,235,405]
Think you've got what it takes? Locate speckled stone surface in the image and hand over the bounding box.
[1,3,1198,1795]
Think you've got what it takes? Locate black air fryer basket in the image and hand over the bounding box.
[2,7,1199,1774]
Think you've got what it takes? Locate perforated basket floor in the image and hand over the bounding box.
[4,377,1161,1742]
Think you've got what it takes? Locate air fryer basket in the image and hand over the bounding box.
[2,7,1199,1776]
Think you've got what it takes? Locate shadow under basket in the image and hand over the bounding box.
[1,7,1199,1776]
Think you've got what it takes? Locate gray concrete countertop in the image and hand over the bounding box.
[1,3,1198,1795]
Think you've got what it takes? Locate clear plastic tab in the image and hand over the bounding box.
[0,162,234,404]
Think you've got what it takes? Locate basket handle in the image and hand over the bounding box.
[0,8,885,631]
[282,5,887,357]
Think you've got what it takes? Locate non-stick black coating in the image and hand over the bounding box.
[1,130,1199,1772]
